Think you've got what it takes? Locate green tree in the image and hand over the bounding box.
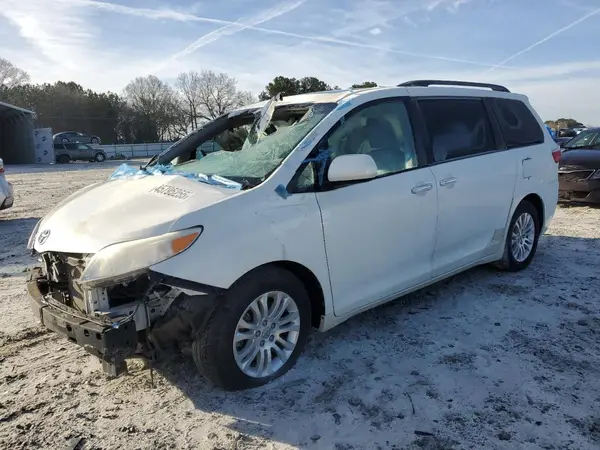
[259,76,334,100]
[545,118,585,130]
[351,81,378,88]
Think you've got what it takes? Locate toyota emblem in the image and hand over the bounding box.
[38,229,51,245]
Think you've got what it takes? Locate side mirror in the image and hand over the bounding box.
[327,154,377,183]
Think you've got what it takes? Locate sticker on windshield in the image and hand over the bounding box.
[148,184,194,202]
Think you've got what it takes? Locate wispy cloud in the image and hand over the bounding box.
[485,7,600,72]
[2,0,598,124]
[66,0,497,68]
[69,0,207,23]
[0,0,96,70]
[166,0,306,63]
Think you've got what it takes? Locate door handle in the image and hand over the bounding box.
[411,183,433,194]
[439,177,458,187]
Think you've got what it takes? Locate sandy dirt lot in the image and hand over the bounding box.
[1,164,599,450]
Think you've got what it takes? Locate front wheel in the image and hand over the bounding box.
[94,152,106,162]
[192,266,311,391]
[494,200,540,271]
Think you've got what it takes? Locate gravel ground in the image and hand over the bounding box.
[1,164,599,450]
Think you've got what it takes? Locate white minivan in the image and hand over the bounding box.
[27,80,560,390]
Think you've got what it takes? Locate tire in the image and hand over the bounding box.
[56,154,70,164]
[91,137,100,144]
[494,200,540,272]
[192,266,311,391]
[94,152,106,162]
[61,138,69,144]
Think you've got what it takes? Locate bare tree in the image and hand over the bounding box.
[0,58,30,89]
[175,71,201,130]
[174,70,257,127]
[123,75,183,142]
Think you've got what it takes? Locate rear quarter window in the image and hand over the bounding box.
[492,98,544,148]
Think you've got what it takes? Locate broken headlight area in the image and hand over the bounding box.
[37,252,184,327]
[30,252,222,375]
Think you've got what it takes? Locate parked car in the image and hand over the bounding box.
[54,143,107,163]
[0,158,14,211]
[53,131,101,145]
[27,80,559,390]
[558,127,600,204]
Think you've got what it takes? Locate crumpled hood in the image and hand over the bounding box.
[33,174,239,254]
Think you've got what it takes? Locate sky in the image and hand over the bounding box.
[0,0,599,124]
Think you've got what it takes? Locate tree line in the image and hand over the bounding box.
[0,58,384,144]
[1,58,588,144]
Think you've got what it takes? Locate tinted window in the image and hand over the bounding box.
[326,100,418,177]
[492,98,544,148]
[419,98,495,162]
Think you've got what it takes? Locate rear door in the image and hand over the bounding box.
[417,97,518,277]
[489,98,557,229]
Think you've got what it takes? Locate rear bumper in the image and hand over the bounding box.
[1,195,13,210]
[558,177,600,204]
[27,268,137,363]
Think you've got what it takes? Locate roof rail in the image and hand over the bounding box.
[398,80,510,93]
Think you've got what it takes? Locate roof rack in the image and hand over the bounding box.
[398,80,510,93]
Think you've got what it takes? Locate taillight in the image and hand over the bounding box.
[552,147,561,163]
[0,166,4,174]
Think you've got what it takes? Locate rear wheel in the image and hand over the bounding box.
[91,137,99,144]
[56,154,70,164]
[94,152,106,162]
[495,200,540,271]
[192,266,311,391]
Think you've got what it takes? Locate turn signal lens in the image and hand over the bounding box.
[171,232,200,254]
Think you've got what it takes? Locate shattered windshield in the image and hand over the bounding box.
[161,100,336,188]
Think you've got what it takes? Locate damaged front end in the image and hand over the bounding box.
[27,251,222,376]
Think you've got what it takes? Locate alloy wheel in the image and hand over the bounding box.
[233,291,301,378]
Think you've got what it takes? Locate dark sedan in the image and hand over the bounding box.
[558,127,600,204]
[53,131,101,145]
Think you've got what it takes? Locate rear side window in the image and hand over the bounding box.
[419,98,495,162]
[491,98,544,148]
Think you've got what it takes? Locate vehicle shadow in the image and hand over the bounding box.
[150,233,600,448]
[558,201,600,210]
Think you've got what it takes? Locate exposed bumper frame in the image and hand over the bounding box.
[27,268,138,366]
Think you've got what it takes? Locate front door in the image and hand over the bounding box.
[314,98,438,317]
[418,98,518,277]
